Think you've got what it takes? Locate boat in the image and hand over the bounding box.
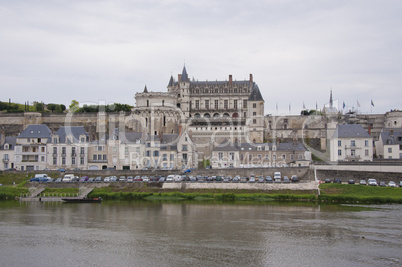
[62,197,102,203]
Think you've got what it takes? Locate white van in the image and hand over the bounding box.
[173,175,181,182]
[166,175,175,182]
[63,174,74,183]
[274,172,282,183]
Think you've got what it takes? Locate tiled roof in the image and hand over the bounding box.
[18,125,52,139]
[54,126,88,143]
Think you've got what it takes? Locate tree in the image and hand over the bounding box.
[60,104,66,111]
[35,102,44,112]
[55,105,62,113]
[69,100,79,113]
[47,103,57,113]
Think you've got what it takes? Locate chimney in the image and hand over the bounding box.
[390,129,394,136]
[229,74,233,87]
[249,74,253,84]
[178,74,182,81]
[0,131,5,146]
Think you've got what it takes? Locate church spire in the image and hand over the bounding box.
[143,85,148,93]
[180,65,189,82]
[329,90,333,108]
[168,75,174,87]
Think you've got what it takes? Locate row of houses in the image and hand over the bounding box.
[329,124,402,161]
[0,124,197,171]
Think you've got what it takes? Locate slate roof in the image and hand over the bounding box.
[0,136,16,150]
[379,129,402,145]
[331,124,371,139]
[120,132,143,144]
[180,66,189,82]
[168,75,174,87]
[248,83,264,101]
[54,126,88,143]
[212,141,306,152]
[18,125,52,140]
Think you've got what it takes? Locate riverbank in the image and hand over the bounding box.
[2,182,401,203]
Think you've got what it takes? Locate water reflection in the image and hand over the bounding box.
[0,201,401,267]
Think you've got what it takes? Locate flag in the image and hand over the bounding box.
[371,100,375,107]
[343,102,345,109]
[303,102,306,109]
[289,102,291,112]
[315,102,318,110]
[357,100,360,107]
[276,102,278,111]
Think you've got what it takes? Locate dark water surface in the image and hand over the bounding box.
[0,201,401,267]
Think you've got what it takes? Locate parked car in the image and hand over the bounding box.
[266,176,273,183]
[388,181,396,187]
[324,179,331,183]
[119,176,126,182]
[348,179,355,184]
[359,180,367,185]
[134,176,143,182]
[95,176,102,182]
[232,176,239,182]
[333,178,342,184]
[55,178,62,183]
[368,179,378,186]
[399,181,402,187]
[240,177,248,183]
[79,176,89,182]
[158,177,166,182]
[379,181,386,187]
[88,177,95,183]
[291,175,299,183]
[283,176,290,183]
[166,175,174,182]
[249,177,256,183]
[103,177,110,182]
[127,176,134,182]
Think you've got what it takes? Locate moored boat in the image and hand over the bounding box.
[62,197,102,203]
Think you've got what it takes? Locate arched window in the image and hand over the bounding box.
[146,100,149,107]
[195,113,201,118]
[223,113,230,117]
[204,113,210,118]
[213,113,220,117]
[162,100,164,106]
[232,113,239,118]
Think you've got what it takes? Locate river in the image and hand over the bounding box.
[0,201,401,267]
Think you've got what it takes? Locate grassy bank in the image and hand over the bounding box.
[0,187,29,200]
[319,183,402,204]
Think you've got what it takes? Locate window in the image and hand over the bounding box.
[72,157,76,165]
[182,153,188,162]
[234,100,238,109]
[224,100,228,109]
[81,137,85,143]
[162,154,167,161]
[249,154,252,160]
[298,154,303,160]
[182,145,188,151]
[243,100,247,108]
[53,147,57,154]
[205,100,209,110]
[98,146,103,151]
[146,143,151,148]
[195,100,200,109]
[97,155,102,160]
[80,157,84,165]
[351,140,356,147]
[273,155,276,160]
[282,154,286,160]
[265,155,269,160]
[229,153,235,160]
[62,147,66,155]
[351,149,356,156]
[93,155,97,160]
[253,112,256,116]
[338,140,341,147]
[103,155,107,161]
[388,147,392,153]
[291,154,294,160]
[72,147,76,155]
[125,147,129,154]
[253,103,256,108]
[62,157,66,165]
[284,119,288,123]
[170,154,174,161]
[365,140,369,147]
[365,149,369,156]
[253,119,256,124]
[338,150,342,156]
[146,151,150,157]
[218,152,223,160]
[53,157,57,165]
[214,100,218,109]
[153,151,159,157]
[80,147,85,155]
[53,138,58,144]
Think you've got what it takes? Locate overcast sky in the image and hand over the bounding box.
[1,0,401,115]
